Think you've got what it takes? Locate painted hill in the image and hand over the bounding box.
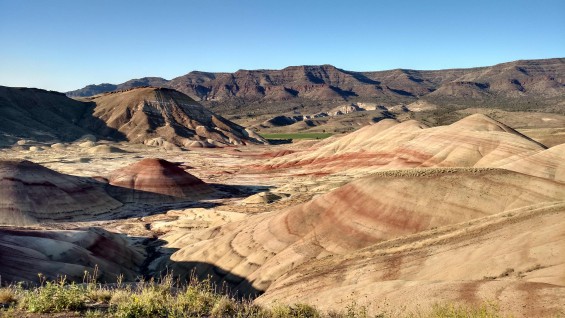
[146,114,565,314]
[157,168,565,301]
[501,143,565,182]
[0,158,216,226]
[0,227,143,283]
[256,200,565,317]
[261,114,546,174]
[0,160,122,226]
[108,158,213,202]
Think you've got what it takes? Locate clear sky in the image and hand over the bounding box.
[1,0,564,92]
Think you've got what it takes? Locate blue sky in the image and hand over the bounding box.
[1,0,564,92]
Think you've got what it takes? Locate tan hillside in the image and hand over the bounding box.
[158,168,565,297]
[257,201,565,317]
[500,143,565,182]
[263,114,546,174]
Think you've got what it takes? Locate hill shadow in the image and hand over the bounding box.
[267,138,293,145]
[0,89,128,148]
[79,101,128,142]
[86,179,272,222]
[339,69,382,85]
[330,86,358,98]
[144,236,263,299]
[27,175,269,224]
[209,183,272,198]
[0,228,263,299]
[387,87,415,97]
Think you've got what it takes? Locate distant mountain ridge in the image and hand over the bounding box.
[67,58,565,115]
[70,77,170,97]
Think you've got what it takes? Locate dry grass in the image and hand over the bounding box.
[0,273,509,318]
[420,302,507,318]
[0,288,17,304]
[368,167,502,179]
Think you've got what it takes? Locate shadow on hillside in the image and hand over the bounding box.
[339,70,381,85]
[92,181,272,222]
[209,183,272,198]
[0,90,128,148]
[0,226,142,286]
[145,237,263,299]
[387,87,415,97]
[26,174,271,223]
[79,101,129,142]
[266,138,293,145]
[0,228,263,299]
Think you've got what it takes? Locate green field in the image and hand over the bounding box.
[261,132,333,140]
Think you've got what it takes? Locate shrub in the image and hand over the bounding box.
[272,303,321,318]
[0,287,17,304]
[110,284,171,318]
[19,276,86,313]
[87,287,113,303]
[210,296,239,317]
[1,272,510,318]
[424,302,504,318]
[344,301,369,318]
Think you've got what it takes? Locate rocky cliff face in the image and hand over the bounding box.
[66,58,565,115]
[425,59,565,108]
